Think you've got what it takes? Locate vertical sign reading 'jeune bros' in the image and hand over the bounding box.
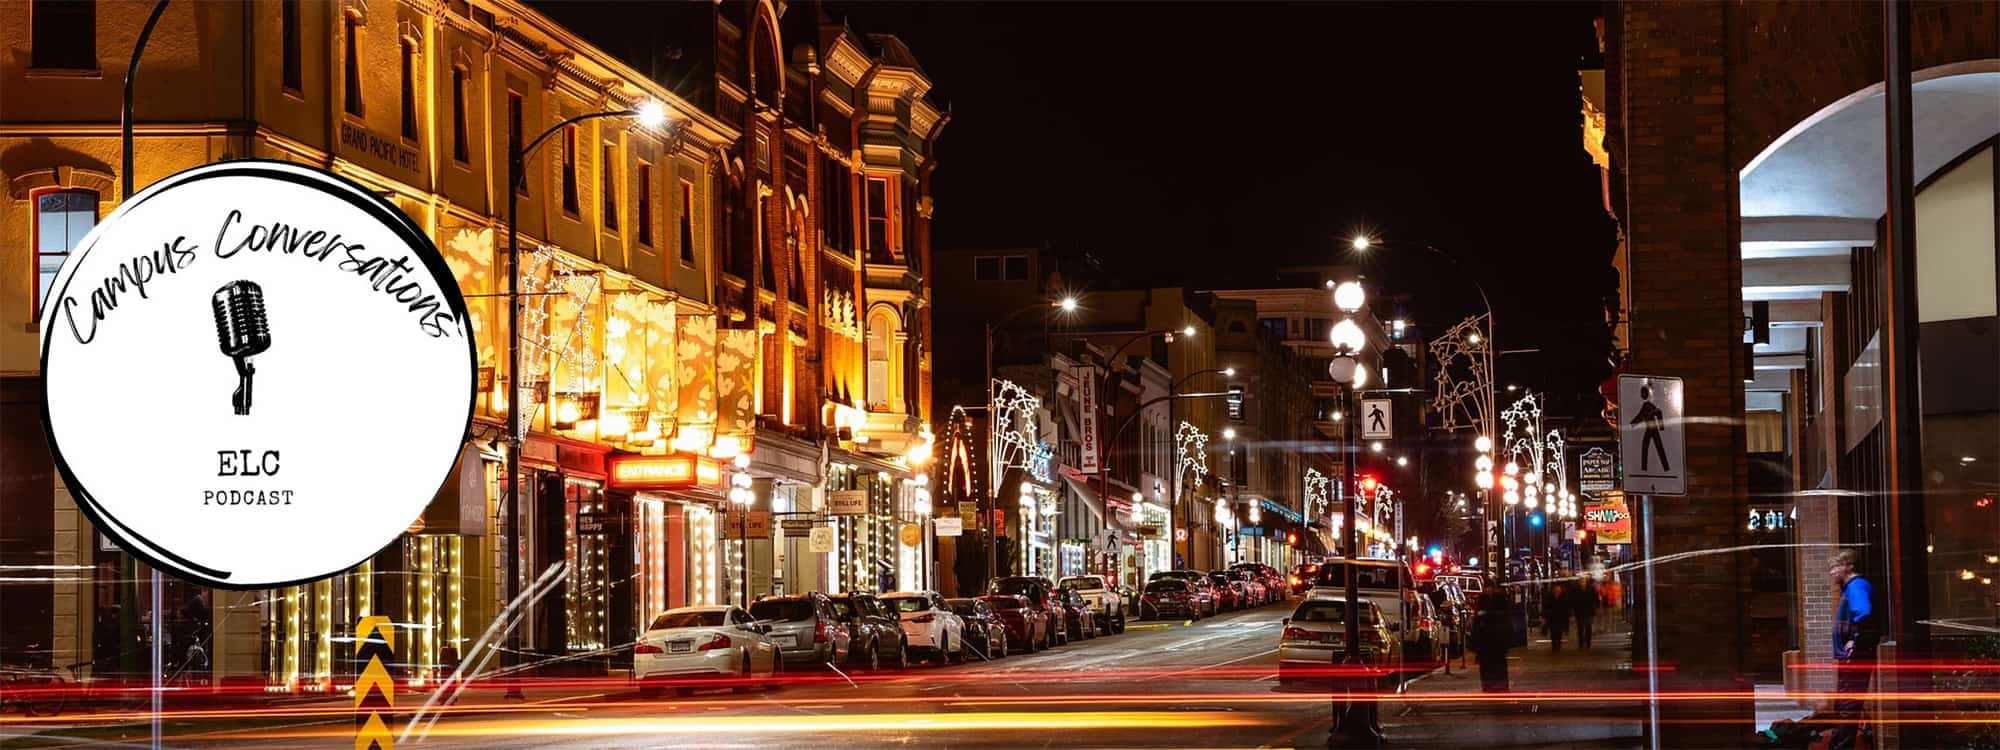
[1078,372,1100,474]
[39,161,475,589]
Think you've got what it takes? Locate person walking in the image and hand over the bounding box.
[1827,549,1878,750]
[1567,579,1598,651]
[1544,582,1571,653]
[1470,583,1513,692]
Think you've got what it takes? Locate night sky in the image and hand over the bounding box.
[549,1,1621,417]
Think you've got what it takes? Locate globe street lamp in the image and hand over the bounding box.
[1324,279,1381,746]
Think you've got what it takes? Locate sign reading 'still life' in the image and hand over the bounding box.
[39,161,475,589]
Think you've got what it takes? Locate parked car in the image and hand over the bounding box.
[748,593,849,667]
[946,597,1009,659]
[1277,596,1397,688]
[1310,558,1424,666]
[881,591,966,663]
[1208,573,1244,611]
[988,576,1068,646]
[826,591,909,669]
[1232,562,1286,598]
[1149,570,1219,616]
[1288,563,1321,595]
[633,605,780,695]
[1055,587,1100,641]
[1140,578,1201,620]
[1058,575,1127,634]
[978,594,1051,652]
[1228,569,1271,607]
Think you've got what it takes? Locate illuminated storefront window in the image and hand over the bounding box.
[689,505,718,605]
[403,535,464,686]
[564,478,609,651]
[637,497,670,620]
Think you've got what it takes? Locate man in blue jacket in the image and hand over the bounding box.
[1827,549,1877,749]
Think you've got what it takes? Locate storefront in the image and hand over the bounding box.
[826,459,903,593]
[606,451,727,635]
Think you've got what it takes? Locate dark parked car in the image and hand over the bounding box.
[978,594,1051,652]
[826,591,909,669]
[748,592,849,666]
[1209,573,1244,611]
[1140,579,1201,620]
[946,598,1009,659]
[1056,587,1100,641]
[1149,570,1219,616]
[988,576,1067,646]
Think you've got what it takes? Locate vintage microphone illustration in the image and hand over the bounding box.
[211,280,271,415]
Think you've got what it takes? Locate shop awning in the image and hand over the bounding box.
[1060,474,1105,524]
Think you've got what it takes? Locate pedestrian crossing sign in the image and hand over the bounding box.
[1360,398,1393,440]
[1617,374,1686,496]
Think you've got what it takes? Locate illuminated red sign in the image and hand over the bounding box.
[609,454,722,490]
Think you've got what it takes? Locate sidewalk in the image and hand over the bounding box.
[1385,623,1648,748]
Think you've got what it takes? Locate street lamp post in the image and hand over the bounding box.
[1162,365,1230,565]
[1352,235,1500,580]
[503,102,665,689]
[1325,280,1381,747]
[982,298,1075,588]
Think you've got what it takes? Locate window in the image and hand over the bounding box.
[678,180,696,263]
[1003,255,1028,281]
[450,67,469,164]
[506,92,525,194]
[400,40,418,140]
[867,310,895,410]
[789,209,808,303]
[34,189,97,320]
[601,145,618,231]
[30,0,94,70]
[865,177,891,256]
[821,167,852,251]
[1260,317,1287,339]
[973,256,1000,281]
[342,15,362,116]
[636,163,653,246]
[560,126,578,215]
[281,0,302,91]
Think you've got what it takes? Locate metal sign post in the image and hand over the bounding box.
[1642,493,1660,750]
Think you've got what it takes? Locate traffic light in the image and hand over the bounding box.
[1226,385,1244,420]
[1359,475,1378,494]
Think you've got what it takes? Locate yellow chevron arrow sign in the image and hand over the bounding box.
[354,615,394,750]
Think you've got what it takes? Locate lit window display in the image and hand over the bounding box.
[403,535,464,686]
[689,504,718,605]
[563,478,609,651]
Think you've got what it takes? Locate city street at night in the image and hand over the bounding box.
[6,601,1657,749]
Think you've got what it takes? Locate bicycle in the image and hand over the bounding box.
[0,664,72,717]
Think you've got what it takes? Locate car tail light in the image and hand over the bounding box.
[1289,575,1300,585]
[910,614,935,623]
[815,620,831,643]
[697,634,732,651]
[634,643,663,654]
[1281,627,1317,642]
[1360,630,1383,647]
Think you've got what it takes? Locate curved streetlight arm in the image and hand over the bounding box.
[1172,367,1233,393]
[1362,239,1493,322]
[515,109,643,186]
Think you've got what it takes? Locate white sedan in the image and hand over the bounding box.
[632,605,780,695]
[881,591,966,663]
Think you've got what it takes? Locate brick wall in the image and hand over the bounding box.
[1612,1,1753,744]
[1794,494,1838,696]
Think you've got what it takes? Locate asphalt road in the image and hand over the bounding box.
[6,599,1657,749]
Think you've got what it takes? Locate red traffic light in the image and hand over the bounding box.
[1286,532,1298,545]
[1359,475,1379,494]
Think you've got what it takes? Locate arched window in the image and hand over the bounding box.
[34,188,98,319]
[867,308,898,411]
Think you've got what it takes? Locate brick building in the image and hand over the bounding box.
[1603,3,1996,745]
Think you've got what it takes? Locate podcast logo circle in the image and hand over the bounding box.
[39,160,474,589]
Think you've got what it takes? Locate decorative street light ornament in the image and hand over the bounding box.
[1430,313,1495,435]
[38,161,475,589]
[1305,468,1331,518]
[1333,281,1366,314]
[1330,318,1367,353]
[1327,353,1358,384]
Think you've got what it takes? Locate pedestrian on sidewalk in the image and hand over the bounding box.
[1566,579,1598,651]
[1826,549,1879,750]
[1471,582,1513,693]
[1544,582,1571,653]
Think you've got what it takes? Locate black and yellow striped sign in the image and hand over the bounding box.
[355,615,394,750]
